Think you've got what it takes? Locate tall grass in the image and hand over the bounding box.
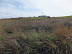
[0,17,72,54]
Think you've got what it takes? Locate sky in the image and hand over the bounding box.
[0,0,72,18]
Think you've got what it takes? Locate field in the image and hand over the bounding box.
[0,16,72,54]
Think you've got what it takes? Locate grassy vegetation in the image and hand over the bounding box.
[28,17,49,19]
[52,16,72,18]
[0,17,72,54]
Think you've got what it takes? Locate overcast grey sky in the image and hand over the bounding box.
[0,0,72,18]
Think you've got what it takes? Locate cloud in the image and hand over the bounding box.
[0,0,40,18]
[0,7,40,18]
[30,0,72,16]
[0,0,72,18]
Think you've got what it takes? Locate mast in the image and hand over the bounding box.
[42,12,43,15]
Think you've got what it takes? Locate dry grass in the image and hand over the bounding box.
[0,17,72,54]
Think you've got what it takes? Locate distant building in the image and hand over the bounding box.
[38,15,46,17]
[38,15,50,18]
[38,11,51,18]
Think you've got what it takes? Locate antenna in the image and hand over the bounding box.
[42,12,43,15]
